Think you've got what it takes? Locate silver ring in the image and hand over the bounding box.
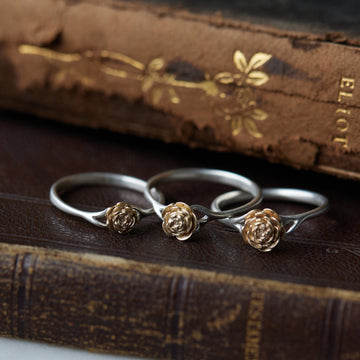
[211,188,329,252]
[145,168,262,241]
[50,172,164,234]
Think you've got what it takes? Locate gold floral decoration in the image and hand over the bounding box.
[162,202,197,241]
[242,208,285,252]
[141,57,180,105]
[214,50,271,87]
[106,202,140,234]
[18,45,272,138]
[213,50,271,138]
[213,88,268,138]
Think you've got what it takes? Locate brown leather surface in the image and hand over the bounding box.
[0,110,359,290]
[1,111,360,359]
[0,0,360,180]
[141,0,360,39]
[2,244,360,360]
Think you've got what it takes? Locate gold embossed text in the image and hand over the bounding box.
[333,76,355,148]
[244,292,265,360]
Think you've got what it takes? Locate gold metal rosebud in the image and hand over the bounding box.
[162,202,197,241]
[106,202,140,234]
[242,208,284,252]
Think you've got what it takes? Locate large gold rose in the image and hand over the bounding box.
[242,208,284,252]
[106,202,140,234]
[162,202,197,241]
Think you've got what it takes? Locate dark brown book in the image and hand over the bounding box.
[1,110,360,359]
[0,0,360,181]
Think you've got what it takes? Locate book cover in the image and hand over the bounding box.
[0,110,360,359]
[0,0,359,180]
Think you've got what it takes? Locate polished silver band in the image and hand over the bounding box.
[50,172,164,233]
[145,168,262,240]
[211,188,329,252]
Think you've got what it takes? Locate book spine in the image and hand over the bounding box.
[0,0,360,179]
[1,243,360,360]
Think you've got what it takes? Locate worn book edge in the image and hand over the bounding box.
[2,242,360,301]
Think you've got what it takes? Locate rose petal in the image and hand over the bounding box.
[263,208,281,222]
[176,232,193,241]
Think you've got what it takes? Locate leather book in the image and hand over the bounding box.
[1,110,360,360]
[0,0,360,181]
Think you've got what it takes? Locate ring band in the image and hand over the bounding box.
[211,188,329,252]
[145,168,262,241]
[50,172,164,234]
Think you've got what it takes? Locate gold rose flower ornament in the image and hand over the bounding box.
[106,202,141,234]
[144,168,263,241]
[50,172,165,235]
[211,188,329,252]
[161,202,199,241]
[242,208,285,252]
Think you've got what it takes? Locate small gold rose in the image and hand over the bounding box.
[242,208,284,252]
[106,202,140,234]
[162,202,197,241]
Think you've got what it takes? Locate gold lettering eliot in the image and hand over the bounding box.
[333,77,355,148]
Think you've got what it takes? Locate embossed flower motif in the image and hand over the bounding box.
[141,57,181,105]
[106,202,140,234]
[213,89,267,138]
[242,209,284,252]
[162,202,197,241]
[214,50,272,87]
